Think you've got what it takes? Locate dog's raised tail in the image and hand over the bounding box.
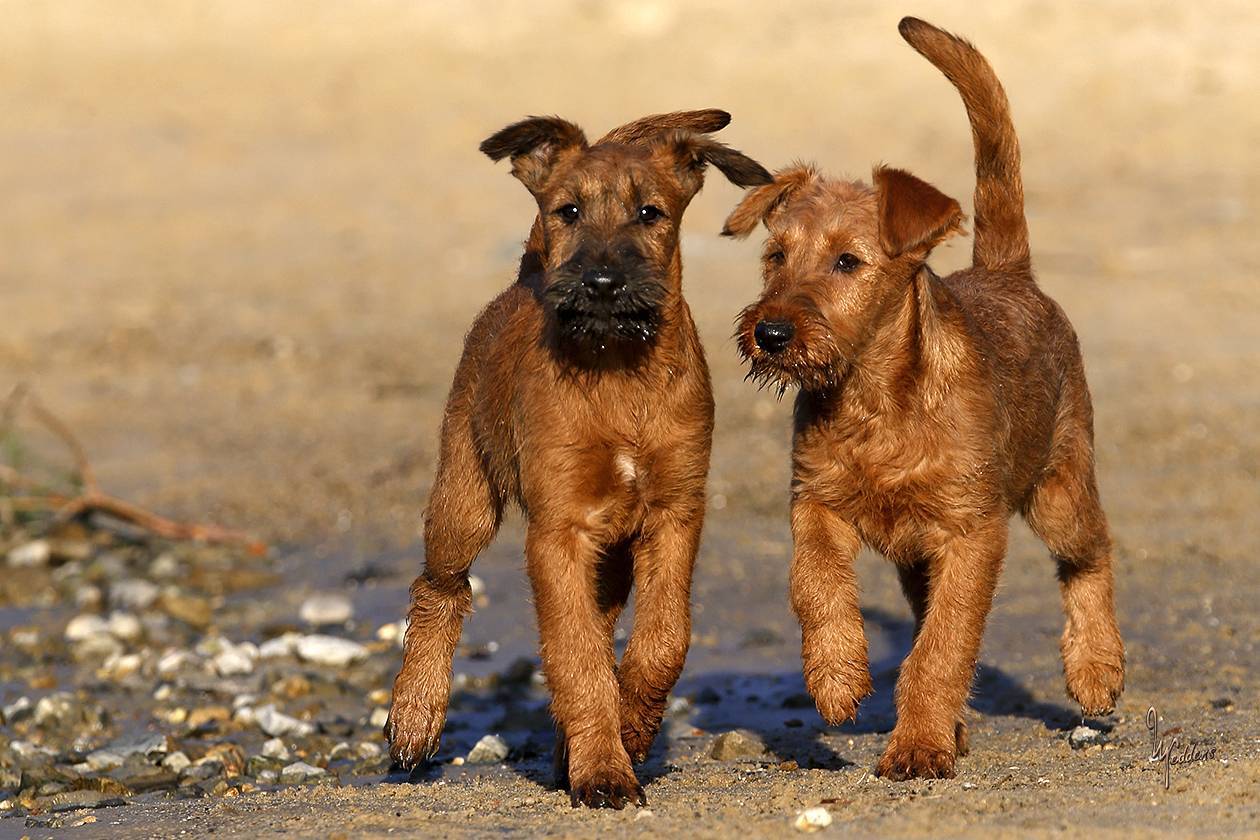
[899,17,1029,271]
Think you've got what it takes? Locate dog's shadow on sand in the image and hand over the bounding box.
[384,605,1079,790]
[671,606,1079,776]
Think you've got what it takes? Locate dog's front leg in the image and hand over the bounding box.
[527,521,644,809]
[617,502,703,762]
[386,410,501,769]
[877,517,1006,780]
[790,499,872,725]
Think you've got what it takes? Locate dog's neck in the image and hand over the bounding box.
[838,265,972,418]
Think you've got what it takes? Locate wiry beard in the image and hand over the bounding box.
[740,351,847,398]
[543,274,667,347]
[735,306,848,398]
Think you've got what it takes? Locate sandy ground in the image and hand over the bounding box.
[2,1,1259,836]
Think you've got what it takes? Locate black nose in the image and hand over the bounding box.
[754,320,795,353]
[582,267,624,298]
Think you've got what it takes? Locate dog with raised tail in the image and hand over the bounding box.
[723,18,1125,780]
[385,109,771,808]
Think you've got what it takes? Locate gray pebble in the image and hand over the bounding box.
[279,761,328,785]
[466,734,510,764]
[709,729,768,760]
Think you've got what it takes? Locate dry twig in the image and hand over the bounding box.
[0,384,266,555]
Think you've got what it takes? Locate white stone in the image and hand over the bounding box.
[2,696,33,724]
[156,650,198,677]
[466,734,509,764]
[213,641,258,676]
[106,612,144,642]
[368,707,389,729]
[7,540,51,567]
[162,751,192,773]
[79,752,123,773]
[84,733,168,771]
[279,761,326,785]
[794,807,832,832]
[258,633,301,659]
[294,634,368,667]
[261,738,291,761]
[98,652,143,680]
[64,614,110,642]
[75,585,102,610]
[255,704,315,738]
[10,740,56,760]
[299,594,354,626]
[468,575,486,599]
[110,579,160,611]
[375,621,406,643]
[1069,725,1102,749]
[150,553,180,579]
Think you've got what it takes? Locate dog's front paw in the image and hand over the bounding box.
[1063,641,1125,716]
[384,697,447,769]
[569,765,646,810]
[876,732,957,780]
[805,665,873,726]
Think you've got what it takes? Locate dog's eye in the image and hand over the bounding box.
[834,252,862,273]
[767,250,786,265]
[555,204,580,224]
[637,205,664,225]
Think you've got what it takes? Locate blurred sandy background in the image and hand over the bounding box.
[3,0,1256,550]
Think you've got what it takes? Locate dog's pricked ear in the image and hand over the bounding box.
[479,116,588,194]
[874,165,965,258]
[720,165,817,238]
[599,109,731,145]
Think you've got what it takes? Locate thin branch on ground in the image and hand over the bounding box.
[0,384,266,555]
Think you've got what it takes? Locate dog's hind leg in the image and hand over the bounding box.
[1025,384,1125,716]
[385,402,502,768]
[895,557,930,639]
[877,518,1005,780]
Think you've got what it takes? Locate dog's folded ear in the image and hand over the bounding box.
[480,117,589,194]
[599,109,731,145]
[720,165,818,238]
[874,165,966,258]
[656,132,773,199]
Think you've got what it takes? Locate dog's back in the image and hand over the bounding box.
[901,17,1099,504]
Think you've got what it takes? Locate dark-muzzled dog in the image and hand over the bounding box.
[385,110,771,807]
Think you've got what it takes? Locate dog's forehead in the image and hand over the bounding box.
[772,178,879,246]
[551,144,658,194]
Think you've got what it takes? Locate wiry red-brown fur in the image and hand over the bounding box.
[385,110,771,808]
[724,18,1125,780]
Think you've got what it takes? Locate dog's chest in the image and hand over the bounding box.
[803,415,988,556]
